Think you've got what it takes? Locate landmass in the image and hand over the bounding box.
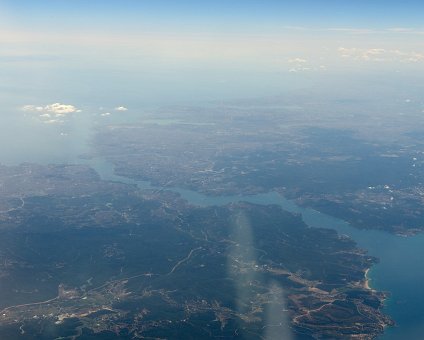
[93,98,424,235]
[0,163,392,339]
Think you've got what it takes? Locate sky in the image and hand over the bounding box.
[1,1,423,66]
[0,1,423,108]
[1,0,424,31]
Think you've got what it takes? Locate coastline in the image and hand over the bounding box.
[81,159,400,338]
[364,268,372,290]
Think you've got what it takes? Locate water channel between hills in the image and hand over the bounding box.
[85,157,424,340]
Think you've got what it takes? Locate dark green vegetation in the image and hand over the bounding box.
[0,164,391,339]
[94,100,424,234]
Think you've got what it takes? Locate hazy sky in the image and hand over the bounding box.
[0,1,423,106]
[2,0,424,30]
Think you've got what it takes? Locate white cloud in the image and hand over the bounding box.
[115,106,128,111]
[289,67,310,73]
[44,119,62,124]
[45,103,79,116]
[387,27,414,33]
[23,103,79,115]
[286,57,325,73]
[287,57,309,72]
[22,105,44,112]
[288,58,307,64]
[100,112,111,117]
[338,47,424,63]
[326,28,377,34]
[22,102,80,124]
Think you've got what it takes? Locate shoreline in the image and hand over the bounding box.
[364,268,372,290]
